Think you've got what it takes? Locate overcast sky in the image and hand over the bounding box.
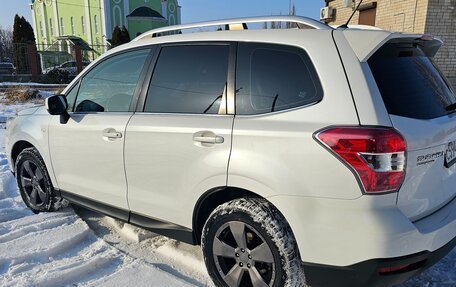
[0,0,322,29]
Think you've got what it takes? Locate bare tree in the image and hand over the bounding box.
[0,26,13,61]
[286,4,297,28]
[269,4,296,29]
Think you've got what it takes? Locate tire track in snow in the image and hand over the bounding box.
[0,219,92,267]
[0,213,75,243]
[4,238,109,277]
[1,240,122,287]
[86,260,198,287]
[0,198,16,208]
[76,207,212,287]
[0,208,32,223]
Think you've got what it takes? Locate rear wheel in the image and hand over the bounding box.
[202,197,305,287]
[16,147,62,213]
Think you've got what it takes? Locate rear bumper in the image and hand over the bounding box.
[303,235,456,287]
[268,193,456,285]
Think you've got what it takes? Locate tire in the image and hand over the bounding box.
[15,147,62,213]
[202,197,305,287]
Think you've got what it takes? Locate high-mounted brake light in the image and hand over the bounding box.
[315,127,406,194]
[420,34,434,41]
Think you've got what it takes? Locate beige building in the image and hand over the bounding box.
[322,0,456,86]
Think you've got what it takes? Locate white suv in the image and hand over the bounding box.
[6,16,456,287]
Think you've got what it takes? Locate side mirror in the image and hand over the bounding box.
[45,95,70,124]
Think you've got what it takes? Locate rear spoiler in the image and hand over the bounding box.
[342,30,443,62]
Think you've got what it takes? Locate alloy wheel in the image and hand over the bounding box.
[20,160,48,207]
[213,221,276,287]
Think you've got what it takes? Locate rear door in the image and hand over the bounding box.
[368,42,456,220]
[125,43,235,228]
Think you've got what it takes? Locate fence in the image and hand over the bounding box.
[0,43,110,83]
[36,43,109,73]
[0,43,35,82]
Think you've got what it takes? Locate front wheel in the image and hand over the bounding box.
[202,197,305,287]
[16,147,62,213]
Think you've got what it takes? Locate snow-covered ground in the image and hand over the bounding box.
[0,102,455,287]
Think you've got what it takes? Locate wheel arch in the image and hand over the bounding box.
[11,140,34,171]
[192,186,295,245]
[9,139,58,190]
[193,186,259,244]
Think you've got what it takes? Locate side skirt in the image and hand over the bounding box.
[60,190,197,245]
[129,212,196,245]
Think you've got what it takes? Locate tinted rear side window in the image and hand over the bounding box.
[145,45,230,114]
[236,43,323,115]
[368,43,456,119]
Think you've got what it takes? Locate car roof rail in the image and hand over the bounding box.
[133,15,332,41]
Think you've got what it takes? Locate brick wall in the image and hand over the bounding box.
[325,0,429,33]
[425,0,456,86]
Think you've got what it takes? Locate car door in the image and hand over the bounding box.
[49,48,152,215]
[125,43,235,229]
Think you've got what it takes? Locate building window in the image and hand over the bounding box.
[169,14,176,26]
[39,21,44,37]
[70,17,75,35]
[49,18,53,36]
[60,17,65,35]
[113,6,122,27]
[94,15,98,34]
[81,16,86,34]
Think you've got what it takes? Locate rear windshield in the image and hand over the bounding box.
[368,43,456,119]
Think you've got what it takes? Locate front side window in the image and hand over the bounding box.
[66,81,79,112]
[73,49,150,112]
[235,43,323,115]
[144,45,230,114]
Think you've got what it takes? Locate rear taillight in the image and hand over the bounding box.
[315,127,406,194]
